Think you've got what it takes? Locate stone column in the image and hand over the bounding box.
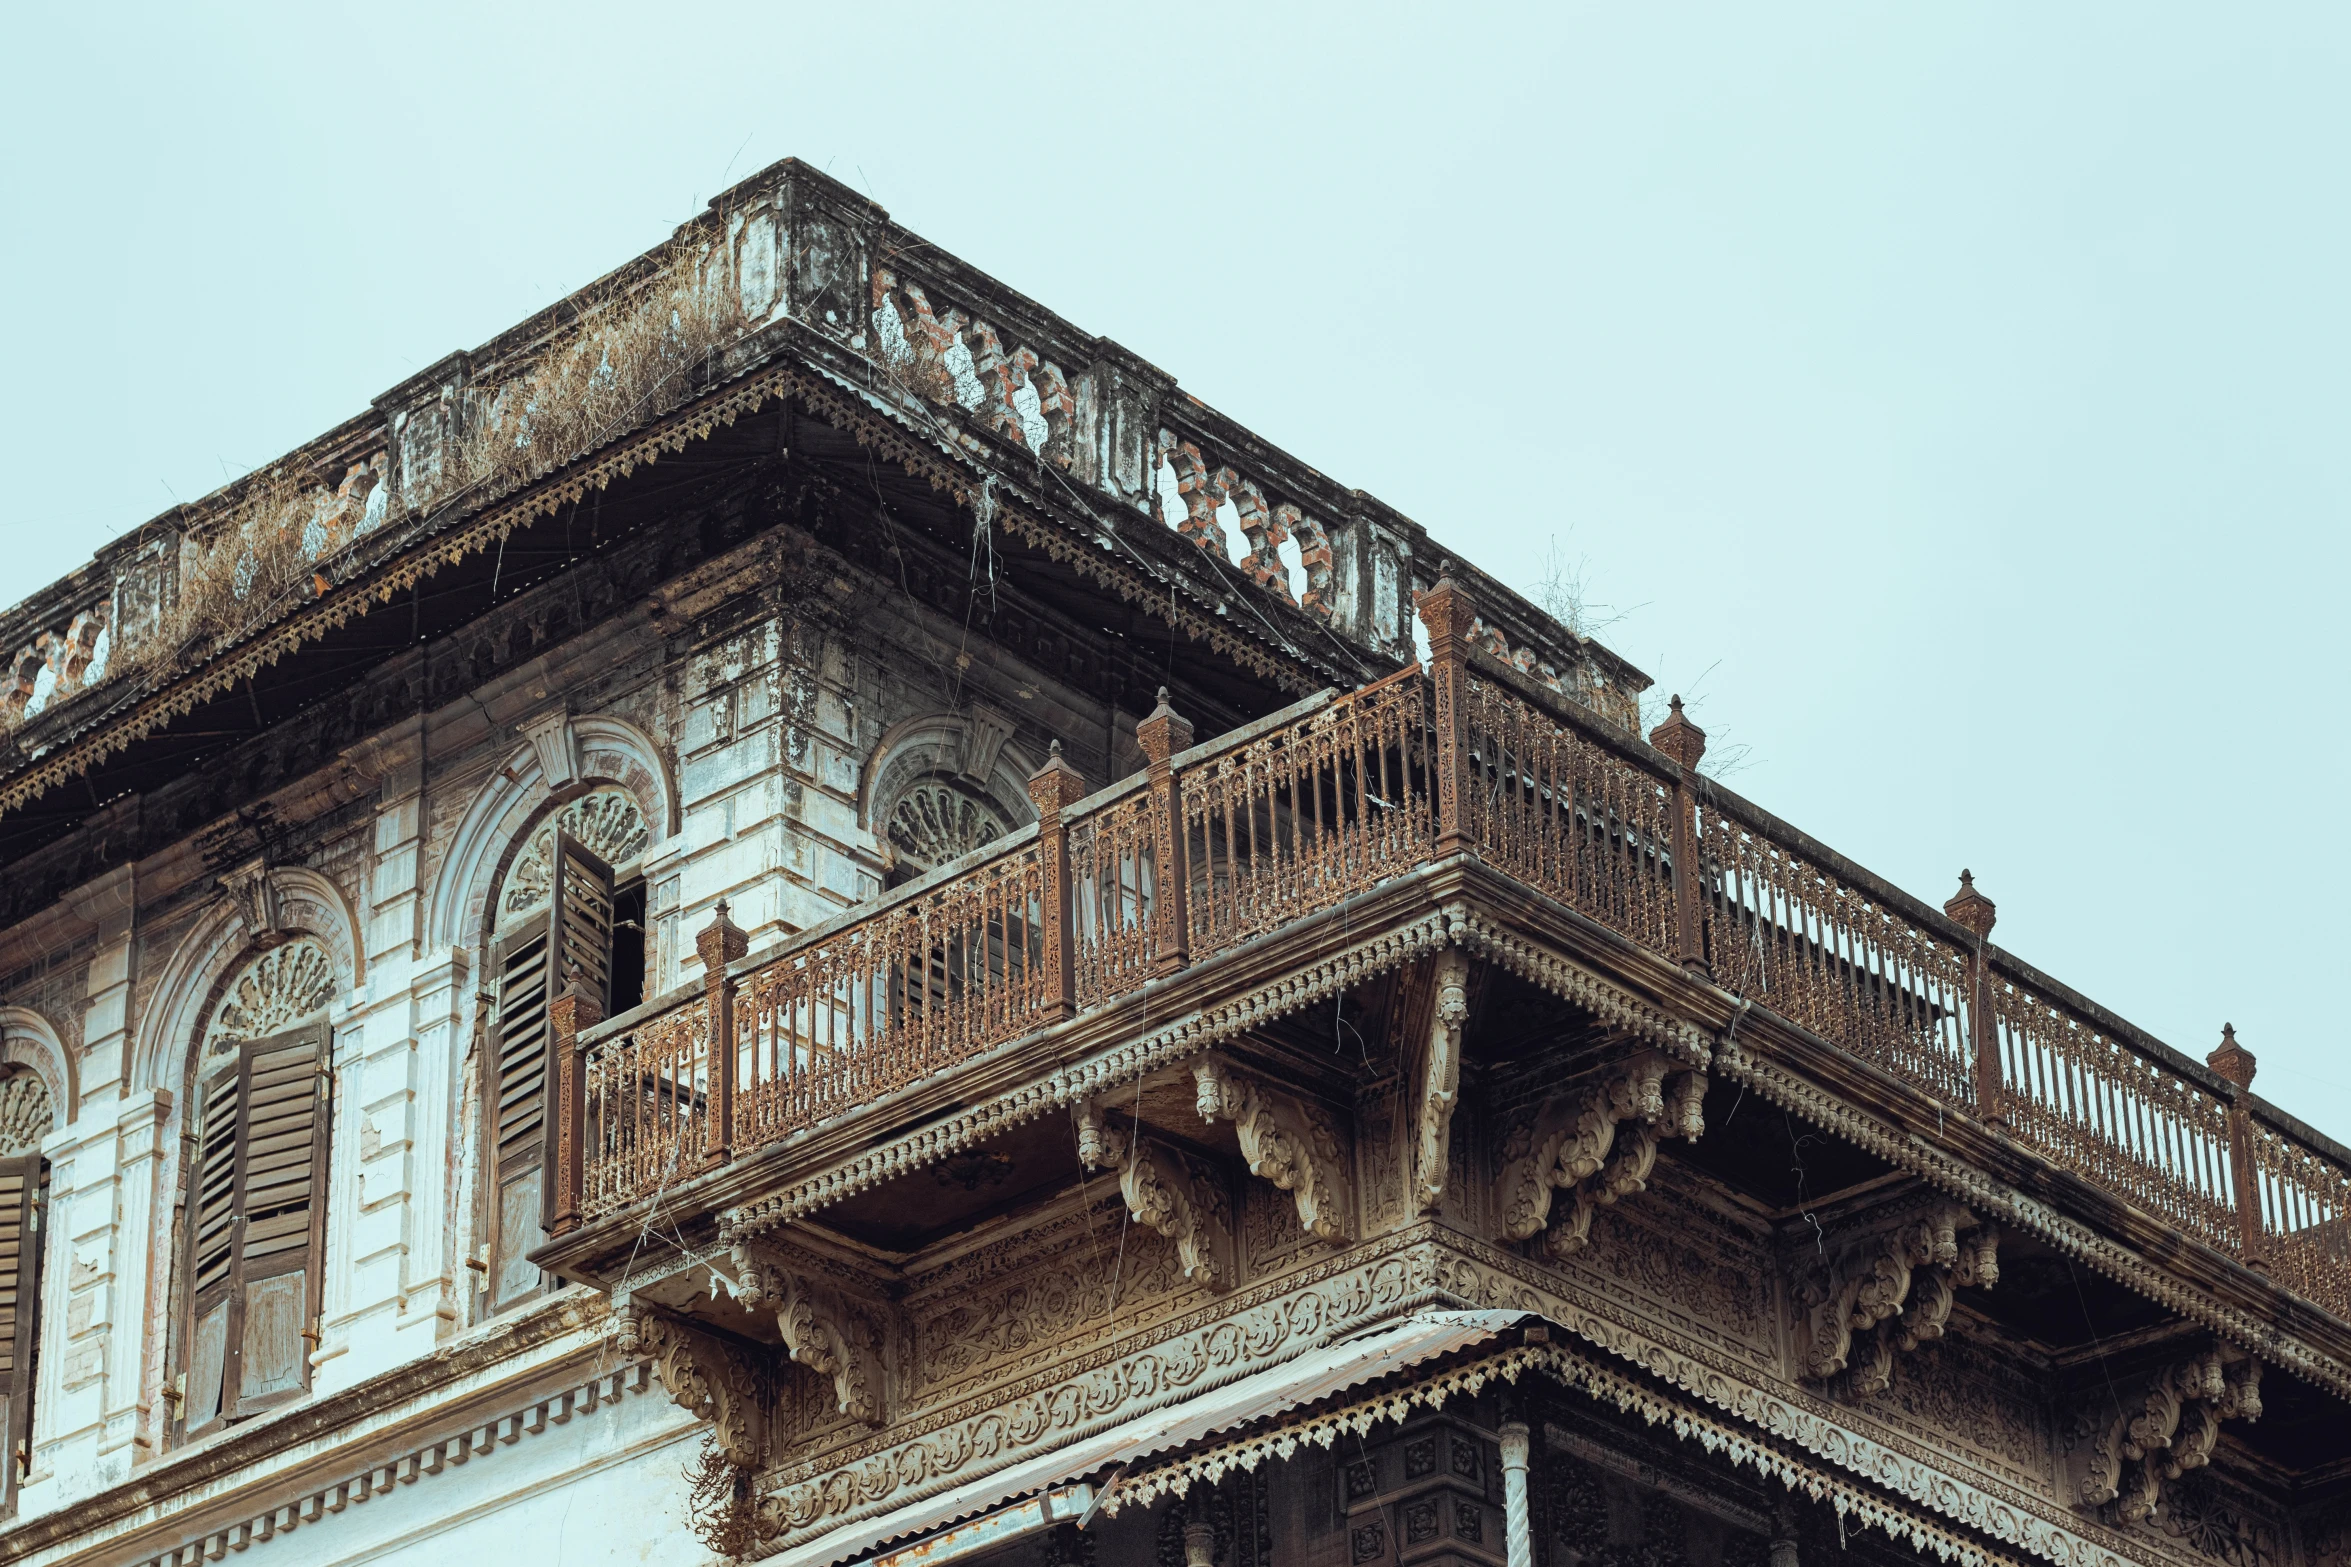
[1499,1419,1533,1567]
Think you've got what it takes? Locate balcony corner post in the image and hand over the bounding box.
[1943,870,2003,1126]
[1027,742,1089,1019]
[2208,1026,2267,1270]
[1416,574,1477,858]
[1137,689,1195,976]
[696,900,750,1169]
[547,980,604,1237]
[1649,695,1711,976]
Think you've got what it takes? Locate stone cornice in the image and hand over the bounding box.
[0,1292,612,1561]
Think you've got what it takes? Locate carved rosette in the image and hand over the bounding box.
[1794,1199,2000,1398]
[1495,1052,1709,1259]
[1076,1098,1233,1289]
[1194,1056,1354,1243]
[2070,1346,2263,1524]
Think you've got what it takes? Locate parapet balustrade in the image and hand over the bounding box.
[551,580,2351,1324]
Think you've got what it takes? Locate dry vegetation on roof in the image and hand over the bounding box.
[2,230,745,743]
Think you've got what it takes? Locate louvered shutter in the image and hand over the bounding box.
[485,831,612,1311]
[180,1027,330,1436]
[0,1154,42,1512]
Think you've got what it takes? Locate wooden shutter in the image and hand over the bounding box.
[180,1027,330,1436]
[0,1154,41,1513]
[485,831,611,1311]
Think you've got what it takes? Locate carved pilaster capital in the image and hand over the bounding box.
[1495,1052,1708,1256]
[635,1307,775,1471]
[1795,1198,1998,1396]
[1193,1055,1353,1242]
[2068,1344,2262,1523]
[772,1270,888,1426]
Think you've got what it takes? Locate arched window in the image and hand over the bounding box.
[480,787,648,1315]
[882,775,1016,878]
[176,939,334,1439]
[0,1068,51,1514]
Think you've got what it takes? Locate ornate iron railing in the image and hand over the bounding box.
[554,581,2351,1324]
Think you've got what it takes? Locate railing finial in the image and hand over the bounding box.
[2209,1024,2257,1090]
[1648,694,1707,773]
[1944,869,1996,939]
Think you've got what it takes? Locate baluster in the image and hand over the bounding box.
[2208,1025,2266,1269]
[1138,687,1195,975]
[547,980,604,1235]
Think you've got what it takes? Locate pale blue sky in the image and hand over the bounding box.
[4,5,2346,1136]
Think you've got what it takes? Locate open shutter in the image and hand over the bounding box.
[0,1154,42,1512]
[181,1027,330,1436]
[486,831,612,1311]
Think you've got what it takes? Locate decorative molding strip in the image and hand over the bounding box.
[1108,1340,2046,1567]
[1711,1034,2351,1403]
[723,911,1450,1239]
[1434,1235,2205,1567]
[1453,912,1710,1066]
[750,1233,1452,1552]
[122,1361,658,1567]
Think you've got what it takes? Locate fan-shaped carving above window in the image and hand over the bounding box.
[501,788,649,919]
[886,778,1013,874]
[0,1070,52,1157]
[203,939,337,1070]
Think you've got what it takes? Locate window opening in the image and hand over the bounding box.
[0,1068,51,1515]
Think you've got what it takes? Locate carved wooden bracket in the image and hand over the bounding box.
[1193,1055,1354,1242]
[619,1301,775,1470]
[1496,1052,1708,1259]
[2068,1346,2262,1524]
[1413,948,1472,1215]
[1075,1099,1233,1289]
[728,1245,888,1426]
[1795,1199,2000,1396]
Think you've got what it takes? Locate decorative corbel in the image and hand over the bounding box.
[1194,1056,1354,1243]
[219,856,280,937]
[519,705,579,789]
[1077,1097,1231,1289]
[1413,949,1472,1214]
[632,1307,775,1470]
[1496,1053,1708,1258]
[1796,1202,1999,1397]
[771,1271,887,1426]
[2070,1346,2261,1523]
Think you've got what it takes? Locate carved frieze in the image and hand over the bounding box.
[2065,1346,2262,1526]
[1794,1198,1999,1398]
[1076,1098,1233,1289]
[905,1206,1187,1401]
[1496,1052,1708,1259]
[1194,1054,1355,1243]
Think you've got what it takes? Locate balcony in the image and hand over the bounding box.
[533,579,2351,1332]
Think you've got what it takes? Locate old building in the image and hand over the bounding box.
[0,160,2344,1567]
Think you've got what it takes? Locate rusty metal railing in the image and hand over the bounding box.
[550,578,2351,1325]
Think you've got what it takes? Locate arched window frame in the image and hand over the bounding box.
[476,783,650,1317]
[170,936,337,1442]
